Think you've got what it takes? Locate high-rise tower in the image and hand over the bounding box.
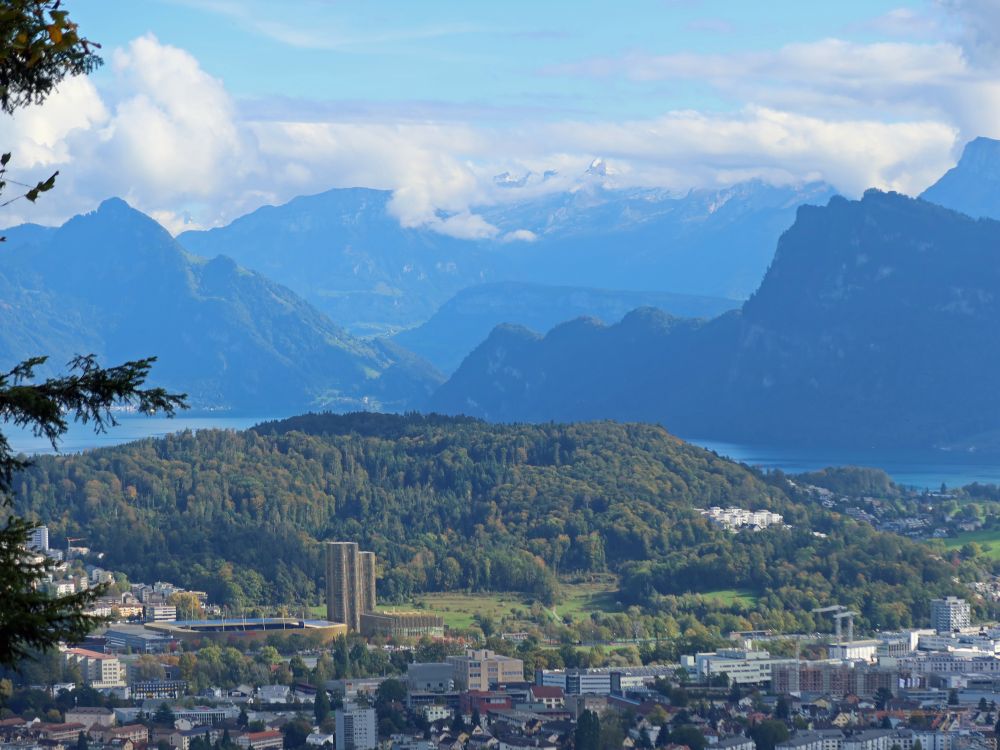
[325,542,376,631]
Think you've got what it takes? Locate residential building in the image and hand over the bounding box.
[62,647,126,688]
[35,723,87,742]
[325,542,377,632]
[29,526,49,552]
[448,650,524,691]
[97,726,150,745]
[931,597,971,634]
[237,731,284,750]
[699,507,783,531]
[527,686,564,709]
[172,727,224,750]
[131,680,188,700]
[64,707,115,730]
[714,738,755,750]
[145,604,177,622]
[335,703,377,750]
[421,705,453,723]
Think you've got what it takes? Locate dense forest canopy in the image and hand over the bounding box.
[12,413,983,634]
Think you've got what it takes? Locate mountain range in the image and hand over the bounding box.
[921,136,1000,221]
[431,189,1000,449]
[0,198,441,412]
[176,174,834,336]
[393,281,736,374]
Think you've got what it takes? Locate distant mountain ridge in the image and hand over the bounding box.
[176,176,836,335]
[921,136,1000,220]
[392,281,736,374]
[0,198,441,412]
[431,190,1000,449]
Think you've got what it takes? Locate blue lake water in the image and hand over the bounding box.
[6,415,276,455]
[689,438,1000,490]
[6,415,1000,490]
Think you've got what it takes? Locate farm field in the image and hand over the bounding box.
[938,528,1000,560]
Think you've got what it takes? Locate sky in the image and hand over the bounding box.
[2,0,999,237]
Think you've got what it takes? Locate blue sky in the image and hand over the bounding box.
[2,0,996,236]
[74,0,921,119]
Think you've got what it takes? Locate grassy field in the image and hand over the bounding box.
[307,579,625,631]
[386,592,534,630]
[308,579,756,632]
[938,528,1000,559]
[552,579,624,619]
[698,588,759,606]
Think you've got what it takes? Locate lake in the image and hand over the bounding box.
[689,438,1000,490]
[5,415,276,455]
[6,414,999,490]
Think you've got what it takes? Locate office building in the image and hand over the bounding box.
[145,604,178,622]
[407,662,455,693]
[447,649,524,691]
[335,703,377,750]
[930,597,970,633]
[325,542,377,632]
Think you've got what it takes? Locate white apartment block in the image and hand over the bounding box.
[699,507,783,531]
[930,597,971,634]
[336,703,377,750]
[29,526,49,551]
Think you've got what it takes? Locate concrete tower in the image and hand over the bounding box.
[325,542,376,631]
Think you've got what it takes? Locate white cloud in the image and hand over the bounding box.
[5,10,1000,236]
[937,0,1000,66]
[502,229,538,243]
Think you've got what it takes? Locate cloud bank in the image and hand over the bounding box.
[0,5,996,235]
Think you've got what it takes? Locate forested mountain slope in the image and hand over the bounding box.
[0,198,442,412]
[432,191,1000,448]
[13,413,974,633]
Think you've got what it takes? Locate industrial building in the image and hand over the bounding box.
[360,611,444,638]
[145,617,346,644]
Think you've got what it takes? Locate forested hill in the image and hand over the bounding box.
[431,191,1000,448]
[13,413,976,633]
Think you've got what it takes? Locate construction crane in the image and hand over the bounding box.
[812,605,860,643]
[66,536,85,558]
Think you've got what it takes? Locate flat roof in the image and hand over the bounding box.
[149,618,343,634]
